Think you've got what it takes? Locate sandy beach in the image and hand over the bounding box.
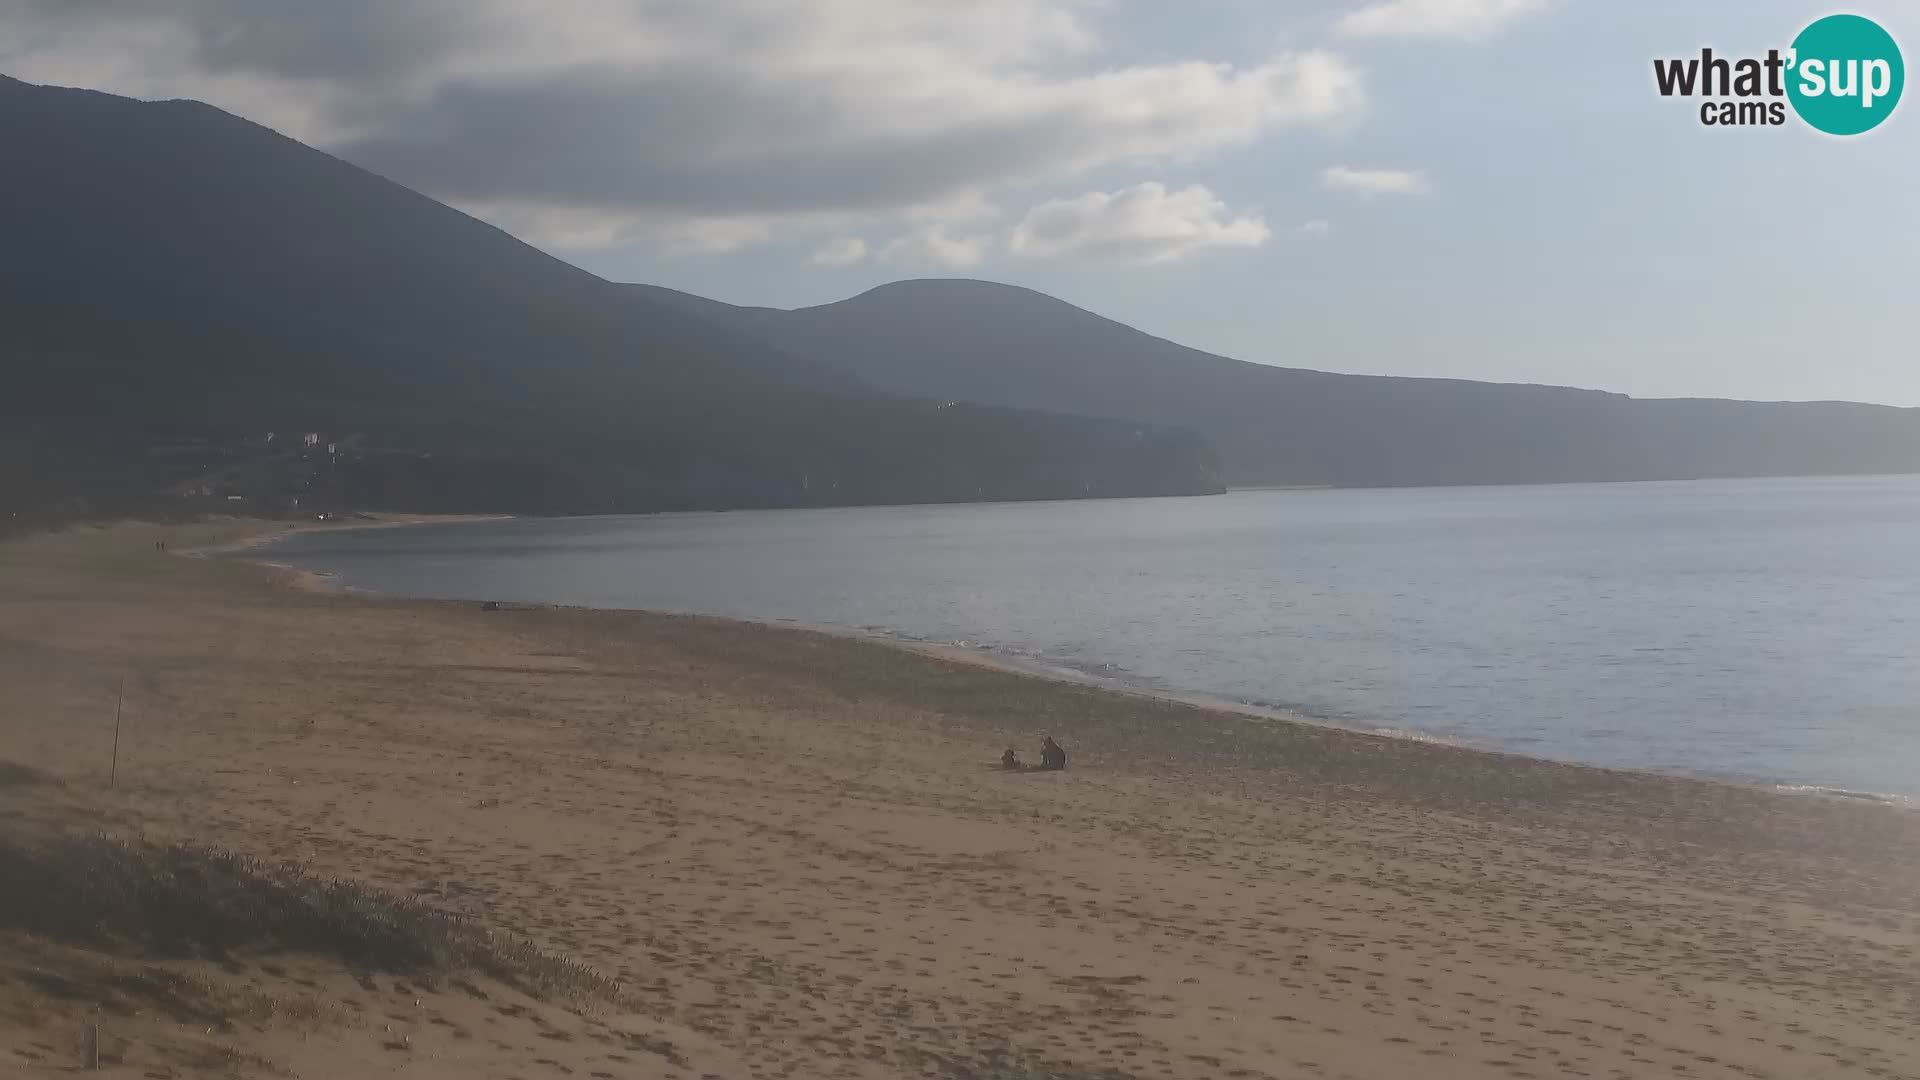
[3,519,1919,1079]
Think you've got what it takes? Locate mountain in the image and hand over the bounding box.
[634,278,1920,488]
[0,76,1222,521]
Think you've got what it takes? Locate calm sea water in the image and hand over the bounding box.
[255,476,1920,797]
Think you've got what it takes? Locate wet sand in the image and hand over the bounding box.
[3,519,1918,1079]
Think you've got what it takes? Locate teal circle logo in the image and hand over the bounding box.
[1787,14,1904,135]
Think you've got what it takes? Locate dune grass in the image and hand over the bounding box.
[0,828,620,1005]
[0,759,56,788]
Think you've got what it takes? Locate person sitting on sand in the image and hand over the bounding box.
[1002,748,1022,770]
[1039,736,1066,771]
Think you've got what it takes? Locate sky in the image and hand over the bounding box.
[3,1,1914,404]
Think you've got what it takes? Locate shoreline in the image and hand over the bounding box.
[787,622,1920,808]
[228,514,1919,811]
[172,511,515,558]
[7,516,1920,1078]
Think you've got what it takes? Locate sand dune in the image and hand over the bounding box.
[2,520,1917,1078]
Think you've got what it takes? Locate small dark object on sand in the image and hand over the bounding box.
[481,601,500,612]
[1002,748,1022,770]
[1039,736,1067,771]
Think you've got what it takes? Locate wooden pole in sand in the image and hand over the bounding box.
[109,676,124,787]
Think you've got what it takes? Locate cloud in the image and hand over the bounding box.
[1320,165,1428,196]
[0,1,1366,253]
[1297,218,1332,237]
[455,203,783,254]
[881,225,995,268]
[1008,182,1269,263]
[1336,0,1553,40]
[810,236,869,267]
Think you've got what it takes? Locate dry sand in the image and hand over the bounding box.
[2,518,1918,1079]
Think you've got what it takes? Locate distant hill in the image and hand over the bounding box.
[0,76,1223,519]
[634,278,1920,487]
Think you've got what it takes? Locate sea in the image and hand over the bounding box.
[249,475,1920,800]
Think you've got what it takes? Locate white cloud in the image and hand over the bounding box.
[1297,218,1332,237]
[0,2,1367,254]
[656,218,781,257]
[1320,165,1429,196]
[1009,182,1270,264]
[881,225,995,268]
[810,236,869,266]
[461,203,782,254]
[1336,0,1553,40]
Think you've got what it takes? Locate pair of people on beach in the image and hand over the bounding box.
[1002,736,1067,771]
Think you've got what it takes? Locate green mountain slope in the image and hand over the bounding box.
[0,76,1223,520]
[634,278,1920,488]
